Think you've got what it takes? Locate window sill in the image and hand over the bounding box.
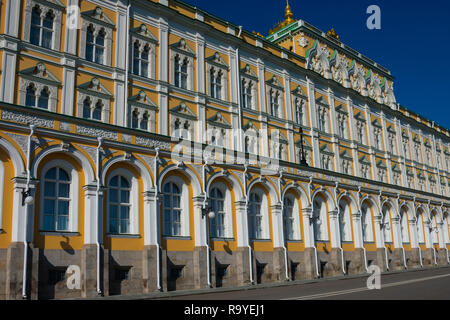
[163,236,191,240]
[250,239,272,242]
[286,239,303,243]
[107,233,141,239]
[40,231,80,237]
[210,237,235,242]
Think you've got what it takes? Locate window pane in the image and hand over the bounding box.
[44,181,56,197]
[58,169,70,181]
[120,219,129,234]
[42,29,52,49]
[109,188,118,203]
[109,219,118,234]
[44,199,55,214]
[57,215,68,231]
[45,167,57,180]
[120,206,129,220]
[86,44,94,62]
[120,176,130,188]
[95,47,104,64]
[26,86,36,107]
[58,201,69,215]
[43,214,55,231]
[30,25,40,46]
[109,205,118,219]
[141,62,148,77]
[58,183,69,198]
[110,176,119,187]
[92,105,102,120]
[43,14,53,29]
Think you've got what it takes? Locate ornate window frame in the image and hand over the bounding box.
[19,62,59,112]
[170,38,195,91]
[128,90,157,132]
[292,86,308,126]
[335,104,348,139]
[77,78,112,123]
[80,6,114,66]
[131,24,157,79]
[240,64,258,111]
[316,96,329,133]
[206,52,228,101]
[23,0,63,51]
[266,76,284,119]
[169,102,196,141]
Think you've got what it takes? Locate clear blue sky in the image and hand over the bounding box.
[184,0,450,130]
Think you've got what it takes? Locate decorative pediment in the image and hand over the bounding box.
[128,90,157,109]
[270,130,288,144]
[207,112,231,129]
[359,155,371,165]
[371,118,382,128]
[78,78,112,98]
[33,0,65,8]
[169,102,197,120]
[320,144,334,155]
[291,85,307,98]
[295,137,312,149]
[335,104,347,114]
[428,173,436,182]
[392,163,401,173]
[376,160,387,169]
[205,52,228,69]
[424,139,431,147]
[19,63,60,85]
[131,24,157,42]
[354,111,366,122]
[315,96,329,107]
[413,135,421,143]
[387,125,396,134]
[406,167,414,176]
[340,149,353,160]
[266,76,283,89]
[240,64,258,79]
[170,38,195,56]
[401,129,409,138]
[81,6,115,27]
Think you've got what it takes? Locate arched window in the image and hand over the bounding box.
[174,55,188,89]
[361,203,374,242]
[43,167,71,231]
[210,69,223,99]
[163,182,182,236]
[82,98,91,119]
[140,113,149,131]
[431,213,438,244]
[108,175,131,234]
[210,187,225,238]
[294,98,304,125]
[133,42,150,77]
[248,191,263,239]
[283,197,295,241]
[269,89,280,117]
[242,79,253,109]
[92,101,102,121]
[131,110,139,129]
[86,25,105,64]
[400,210,410,243]
[26,84,36,107]
[37,87,49,109]
[339,201,352,242]
[30,6,54,49]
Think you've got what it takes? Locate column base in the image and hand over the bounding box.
[6,242,26,300]
[301,248,318,280]
[142,245,161,293]
[81,244,103,298]
[193,246,209,289]
[437,249,449,266]
[407,248,423,269]
[376,248,388,272]
[390,248,407,271]
[423,248,436,266]
[232,247,252,286]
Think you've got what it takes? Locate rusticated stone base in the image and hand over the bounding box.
[376,248,388,272]
[81,244,104,298]
[232,247,251,286]
[272,247,287,282]
[437,249,449,266]
[323,248,344,278]
[302,248,318,280]
[407,248,423,269]
[423,248,436,266]
[6,242,26,300]
[142,245,161,293]
[348,248,367,275]
[391,248,407,271]
[193,246,209,289]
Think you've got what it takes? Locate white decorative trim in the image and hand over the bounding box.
[1,109,54,128]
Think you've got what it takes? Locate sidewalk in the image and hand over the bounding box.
[69,264,450,300]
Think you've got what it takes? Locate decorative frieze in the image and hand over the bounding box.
[76,125,118,140]
[1,110,54,128]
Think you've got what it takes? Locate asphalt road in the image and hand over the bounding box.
[155,266,450,300]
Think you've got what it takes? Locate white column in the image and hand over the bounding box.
[4,0,21,37]
[196,35,205,144]
[256,59,266,114]
[380,112,393,183]
[306,78,320,168]
[143,190,160,246]
[83,185,103,245]
[302,207,313,248]
[347,98,360,176]
[352,211,364,248]
[329,209,340,248]
[409,218,419,249]
[373,214,384,248]
[271,204,284,248]
[327,89,340,172]
[11,178,30,243]
[158,18,169,136]
[391,216,402,249]
[193,196,207,247]
[235,201,249,247]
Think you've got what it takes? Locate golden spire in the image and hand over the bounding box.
[285,0,294,24]
[268,0,297,35]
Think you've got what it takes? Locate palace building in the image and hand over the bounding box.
[0,0,448,299]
